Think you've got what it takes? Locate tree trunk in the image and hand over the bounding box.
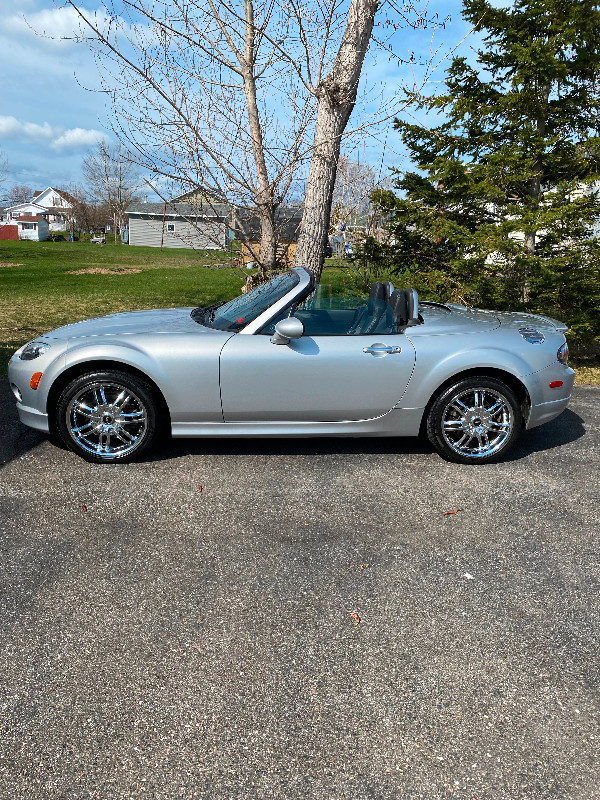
[293,0,378,281]
[242,0,276,280]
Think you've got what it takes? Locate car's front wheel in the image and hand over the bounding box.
[427,376,522,464]
[56,370,160,463]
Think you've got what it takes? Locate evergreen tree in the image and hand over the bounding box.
[375,0,600,347]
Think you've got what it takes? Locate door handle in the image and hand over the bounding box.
[362,344,402,356]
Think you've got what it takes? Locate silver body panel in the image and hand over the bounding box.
[8,268,575,442]
[219,333,416,422]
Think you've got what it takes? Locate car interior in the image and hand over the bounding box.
[260,281,422,336]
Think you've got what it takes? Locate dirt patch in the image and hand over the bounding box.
[67,267,142,275]
[0,262,23,268]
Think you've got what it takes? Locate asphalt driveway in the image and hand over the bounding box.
[0,378,599,799]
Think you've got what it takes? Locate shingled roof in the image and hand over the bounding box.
[126,200,229,218]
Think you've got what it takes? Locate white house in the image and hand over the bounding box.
[4,201,48,221]
[32,187,73,230]
[2,187,73,232]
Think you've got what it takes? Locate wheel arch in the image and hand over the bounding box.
[419,367,531,435]
[46,360,171,434]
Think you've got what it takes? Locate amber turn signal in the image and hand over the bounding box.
[30,372,43,390]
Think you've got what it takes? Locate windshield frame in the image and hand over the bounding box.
[238,267,314,334]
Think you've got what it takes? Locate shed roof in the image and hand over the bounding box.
[126,200,229,218]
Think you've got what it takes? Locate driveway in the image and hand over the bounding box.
[0,378,599,799]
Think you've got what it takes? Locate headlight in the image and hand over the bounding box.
[557,342,569,364]
[20,341,51,360]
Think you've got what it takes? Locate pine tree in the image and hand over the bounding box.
[376,0,600,347]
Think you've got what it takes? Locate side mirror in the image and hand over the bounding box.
[270,316,304,345]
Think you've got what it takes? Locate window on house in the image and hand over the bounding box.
[21,222,34,230]
[167,224,175,232]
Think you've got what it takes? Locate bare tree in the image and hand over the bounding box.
[6,184,33,205]
[57,0,431,280]
[61,184,106,239]
[82,141,138,243]
[330,155,392,235]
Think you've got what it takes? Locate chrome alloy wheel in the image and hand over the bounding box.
[441,387,513,458]
[66,381,148,458]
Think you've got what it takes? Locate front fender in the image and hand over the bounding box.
[50,333,229,423]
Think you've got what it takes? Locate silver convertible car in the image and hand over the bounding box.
[8,267,574,464]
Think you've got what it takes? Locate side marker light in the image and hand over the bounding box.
[549,380,563,389]
[30,372,43,390]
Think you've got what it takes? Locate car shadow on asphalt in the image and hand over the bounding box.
[505,408,586,461]
[0,379,47,470]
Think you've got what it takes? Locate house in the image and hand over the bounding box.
[28,187,74,231]
[126,196,230,249]
[3,201,48,223]
[2,187,74,232]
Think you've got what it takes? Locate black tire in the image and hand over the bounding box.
[56,370,161,463]
[427,376,522,464]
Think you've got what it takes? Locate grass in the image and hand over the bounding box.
[571,364,600,385]
[0,239,598,385]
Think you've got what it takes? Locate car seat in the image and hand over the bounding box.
[347,282,390,335]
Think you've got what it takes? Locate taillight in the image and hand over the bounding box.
[557,342,569,364]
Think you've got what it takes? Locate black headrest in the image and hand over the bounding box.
[388,289,408,327]
[369,282,386,301]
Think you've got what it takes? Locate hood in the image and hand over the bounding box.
[45,308,202,340]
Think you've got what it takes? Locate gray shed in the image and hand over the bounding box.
[126,200,230,249]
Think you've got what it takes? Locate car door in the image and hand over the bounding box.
[219,331,416,423]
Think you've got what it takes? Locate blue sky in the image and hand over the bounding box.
[0,0,472,200]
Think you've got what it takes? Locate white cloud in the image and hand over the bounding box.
[51,127,106,151]
[0,115,106,152]
[4,4,151,50]
[4,5,112,47]
[0,116,56,140]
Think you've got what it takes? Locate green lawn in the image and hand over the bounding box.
[0,240,348,374]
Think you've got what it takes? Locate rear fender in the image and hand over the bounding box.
[398,345,534,412]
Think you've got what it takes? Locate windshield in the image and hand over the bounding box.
[194,271,300,332]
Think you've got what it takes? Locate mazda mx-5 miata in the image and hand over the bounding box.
[8,267,574,464]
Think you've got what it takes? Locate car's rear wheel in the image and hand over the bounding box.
[427,376,522,464]
[56,370,160,463]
